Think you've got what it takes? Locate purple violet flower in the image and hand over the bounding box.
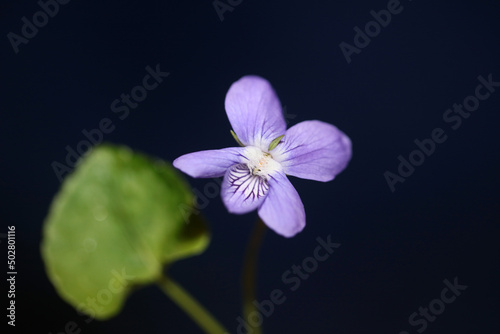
[173,76,352,237]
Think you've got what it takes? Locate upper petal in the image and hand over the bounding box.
[173,147,247,178]
[225,76,286,150]
[221,164,270,214]
[272,120,352,182]
[258,171,305,238]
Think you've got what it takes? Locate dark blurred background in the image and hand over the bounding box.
[1,0,499,333]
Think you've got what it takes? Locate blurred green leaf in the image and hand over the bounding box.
[41,144,209,320]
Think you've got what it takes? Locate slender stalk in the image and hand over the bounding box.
[157,275,229,334]
[241,218,267,334]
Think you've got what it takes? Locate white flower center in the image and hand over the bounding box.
[244,146,282,179]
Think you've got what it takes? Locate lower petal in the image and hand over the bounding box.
[258,171,305,238]
[221,164,270,214]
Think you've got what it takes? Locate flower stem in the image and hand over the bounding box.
[157,275,229,334]
[241,218,267,334]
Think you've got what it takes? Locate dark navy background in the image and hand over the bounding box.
[1,0,499,333]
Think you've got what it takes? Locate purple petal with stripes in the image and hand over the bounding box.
[221,163,270,214]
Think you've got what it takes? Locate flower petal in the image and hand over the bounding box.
[258,171,305,238]
[225,76,286,150]
[272,120,352,182]
[173,147,247,178]
[221,164,269,214]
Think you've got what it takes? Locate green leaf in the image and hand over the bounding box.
[41,144,209,320]
[268,135,284,151]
